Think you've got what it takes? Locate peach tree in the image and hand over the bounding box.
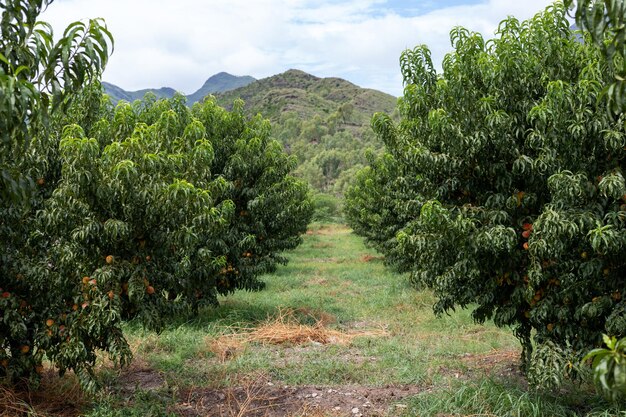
[0,0,121,389]
[29,92,311,386]
[346,3,625,384]
[343,150,420,271]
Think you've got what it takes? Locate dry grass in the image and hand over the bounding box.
[207,308,387,361]
[182,372,290,417]
[219,374,281,417]
[0,370,86,417]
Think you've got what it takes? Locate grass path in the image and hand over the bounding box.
[97,223,525,416]
[7,224,622,416]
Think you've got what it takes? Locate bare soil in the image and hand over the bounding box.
[175,377,423,417]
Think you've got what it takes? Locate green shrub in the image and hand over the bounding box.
[312,192,343,223]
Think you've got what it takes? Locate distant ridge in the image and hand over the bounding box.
[102,72,256,105]
[187,72,256,104]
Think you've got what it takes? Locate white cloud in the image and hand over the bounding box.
[42,0,556,96]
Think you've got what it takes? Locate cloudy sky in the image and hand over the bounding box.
[43,0,556,96]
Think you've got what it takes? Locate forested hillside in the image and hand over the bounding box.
[216,69,398,196]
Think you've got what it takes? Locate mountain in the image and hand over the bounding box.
[214,69,396,126]
[186,72,256,104]
[214,69,398,197]
[102,82,177,103]
[102,72,256,105]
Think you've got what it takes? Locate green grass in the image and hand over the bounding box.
[73,223,623,416]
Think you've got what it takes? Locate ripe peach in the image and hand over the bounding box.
[522,230,531,239]
[20,345,30,354]
[105,255,114,264]
[146,286,155,295]
[46,319,54,327]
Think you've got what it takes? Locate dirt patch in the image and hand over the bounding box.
[117,365,166,396]
[176,375,423,417]
[300,257,339,263]
[459,349,523,379]
[360,255,384,263]
[305,226,351,236]
[434,349,523,383]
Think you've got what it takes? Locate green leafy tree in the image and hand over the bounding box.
[564,0,626,112]
[1,0,116,388]
[344,150,420,270]
[346,3,625,383]
[564,0,626,398]
[36,91,313,335]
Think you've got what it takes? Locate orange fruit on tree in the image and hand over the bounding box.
[522,230,531,239]
[36,178,45,186]
[105,255,114,264]
[46,319,54,327]
[146,286,155,295]
[2,291,9,298]
[82,276,90,284]
[20,345,29,354]
[523,242,529,250]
